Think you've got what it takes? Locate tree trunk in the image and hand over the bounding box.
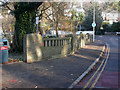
[12,2,43,52]
[55,14,59,37]
[13,11,36,52]
[56,20,59,37]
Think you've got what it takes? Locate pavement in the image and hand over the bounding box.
[2,41,104,88]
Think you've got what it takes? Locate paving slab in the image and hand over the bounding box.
[2,42,104,88]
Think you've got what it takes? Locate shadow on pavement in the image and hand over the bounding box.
[2,43,104,88]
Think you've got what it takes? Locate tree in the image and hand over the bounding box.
[76,12,85,31]
[103,23,111,32]
[78,12,84,23]
[71,9,77,33]
[36,2,51,35]
[1,2,43,52]
[12,2,43,52]
[118,1,120,12]
[82,3,103,32]
[1,15,15,35]
[0,1,15,34]
[111,22,120,32]
[101,1,120,12]
[42,2,67,37]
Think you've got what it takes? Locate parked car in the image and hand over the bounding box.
[42,34,57,38]
[76,31,94,35]
[116,32,120,35]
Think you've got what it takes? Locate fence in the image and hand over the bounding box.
[23,33,91,63]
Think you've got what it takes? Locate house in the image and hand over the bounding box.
[102,10,120,24]
[64,2,85,18]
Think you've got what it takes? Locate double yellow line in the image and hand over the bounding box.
[82,44,110,90]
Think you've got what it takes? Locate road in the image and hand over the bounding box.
[75,35,120,89]
[95,35,120,88]
[1,35,119,88]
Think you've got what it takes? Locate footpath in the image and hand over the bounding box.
[2,41,105,88]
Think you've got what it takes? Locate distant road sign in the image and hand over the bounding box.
[92,23,96,27]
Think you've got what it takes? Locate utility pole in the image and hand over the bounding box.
[93,0,96,42]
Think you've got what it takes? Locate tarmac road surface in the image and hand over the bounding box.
[95,35,120,88]
[75,35,120,89]
[2,40,104,88]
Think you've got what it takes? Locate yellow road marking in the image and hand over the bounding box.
[82,44,109,90]
[89,45,110,90]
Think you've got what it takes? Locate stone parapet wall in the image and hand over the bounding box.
[23,34,91,63]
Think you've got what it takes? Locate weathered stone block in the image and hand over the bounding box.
[23,33,91,63]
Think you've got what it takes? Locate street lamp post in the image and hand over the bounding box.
[93,0,95,42]
[36,16,39,34]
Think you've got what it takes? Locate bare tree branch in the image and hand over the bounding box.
[0,2,14,12]
[44,12,53,22]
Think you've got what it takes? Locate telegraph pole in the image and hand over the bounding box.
[92,0,96,42]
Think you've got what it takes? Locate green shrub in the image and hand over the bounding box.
[111,22,120,32]
[102,21,120,32]
[43,36,56,38]
[102,22,110,25]
[103,24,111,32]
